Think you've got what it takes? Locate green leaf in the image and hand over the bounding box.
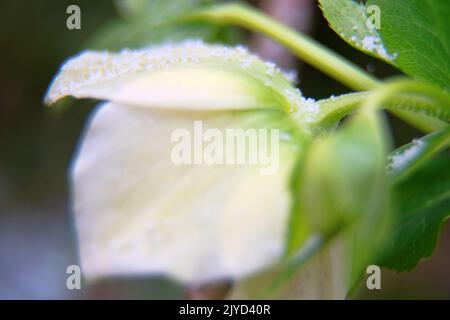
[368,0,450,92]
[387,126,450,182]
[287,107,391,291]
[378,153,450,271]
[318,0,397,63]
[320,0,450,92]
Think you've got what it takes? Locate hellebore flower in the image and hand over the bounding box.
[45,40,346,298]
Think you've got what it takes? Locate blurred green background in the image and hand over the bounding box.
[0,0,448,299]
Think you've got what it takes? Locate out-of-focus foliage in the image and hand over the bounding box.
[87,0,240,50]
[288,107,391,292]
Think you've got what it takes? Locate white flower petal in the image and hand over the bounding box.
[72,102,299,283]
[45,41,303,112]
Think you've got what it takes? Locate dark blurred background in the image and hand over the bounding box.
[0,0,448,299]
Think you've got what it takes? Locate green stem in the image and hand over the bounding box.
[363,78,450,136]
[189,4,450,131]
[390,110,447,133]
[190,3,379,91]
[363,78,450,112]
[313,87,450,132]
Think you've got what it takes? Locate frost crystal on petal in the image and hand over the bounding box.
[360,35,391,61]
[386,139,425,172]
[44,39,303,113]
